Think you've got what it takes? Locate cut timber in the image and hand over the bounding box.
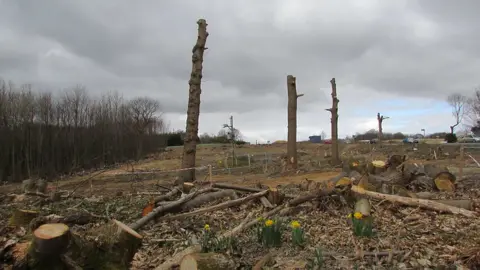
[368,160,386,175]
[266,188,284,205]
[29,212,105,231]
[180,253,235,270]
[434,172,456,192]
[9,209,39,227]
[158,190,269,222]
[212,182,295,198]
[259,196,274,208]
[110,219,143,267]
[424,164,452,179]
[33,223,70,254]
[130,187,213,230]
[354,198,371,216]
[181,189,238,211]
[336,177,352,187]
[286,75,303,170]
[154,187,181,204]
[183,182,195,193]
[300,178,314,191]
[386,155,406,170]
[435,200,474,210]
[351,185,477,217]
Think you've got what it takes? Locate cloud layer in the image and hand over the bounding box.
[1,0,478,142]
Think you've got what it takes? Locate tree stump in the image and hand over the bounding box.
[180,253,235,270]
[267,188,284,205]
[368,160,386,175]
[9,209,39,227]
[33,223,70,255]
[433,172,456,192]
[183,182,195,193]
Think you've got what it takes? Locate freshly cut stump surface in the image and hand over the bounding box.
[33,223,70,254]
[9,209,39,227]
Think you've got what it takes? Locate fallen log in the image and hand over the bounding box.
[130,187,213,230]
[259,196,274,208]
[157,190,269,222]
[351,185,477,217]
[181,189,238,211]
[9,209,39,227]
[179,253,235,270]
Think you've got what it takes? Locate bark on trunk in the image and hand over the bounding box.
[179,19,209,184]
[287,75,303,170]
[326,78,340,165]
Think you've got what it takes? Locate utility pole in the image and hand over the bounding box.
[223,116,236,167]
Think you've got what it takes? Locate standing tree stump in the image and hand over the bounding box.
[326,78,340,165]
[179,19,209,185]
[287,75,303,170]
[377,113,389,141]
[9,209,39,227]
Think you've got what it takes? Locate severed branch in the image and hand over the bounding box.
[130,187,213,230]
[351,185,477,217]
[154,187,181,204]
[157,190,268,222]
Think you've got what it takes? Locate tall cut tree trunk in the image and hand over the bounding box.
[179,19,209,185]
[287,75,303,170]
[377,113,389,141]
[326,78,340,165]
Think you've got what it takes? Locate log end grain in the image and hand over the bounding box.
[33,223,70,254]
[9,209,39,227]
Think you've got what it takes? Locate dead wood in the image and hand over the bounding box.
[179,252,235,270]
[180,189,238,211]
[266,187,284,205]
[156,188,338,269]
[130,187,213,230]
[326,78,340,165]
[351,185,477,217]
[212,182,295,198]
[259,196,274,208]
[253,252,274,270]
[179,19,209,184]
[9,209,39,227]
[29,212,107,231]
[157,190,268,222]
[183,182,195,193]
[15,219,142,270]
[287,75,303,170]
[154,187,181,204]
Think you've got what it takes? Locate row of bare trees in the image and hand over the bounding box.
[0,80,166,182]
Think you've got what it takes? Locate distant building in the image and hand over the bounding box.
[309,135,322,143]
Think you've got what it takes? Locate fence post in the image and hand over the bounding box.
[459,145,465,180]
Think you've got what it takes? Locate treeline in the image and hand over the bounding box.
[352,129,449,141]
[0,80,170,183]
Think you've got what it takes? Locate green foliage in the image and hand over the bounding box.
[444,133,457,143]
[306,247,324,270]
[290,220,305,247]
[200,225,239,253]
[349,213,374,237]
[256,218,285,248]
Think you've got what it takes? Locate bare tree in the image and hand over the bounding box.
[287,75,303,170]
[326,78,340,165]
[128,97,161,159]
[377,113,389,141]
[447,93,467,134]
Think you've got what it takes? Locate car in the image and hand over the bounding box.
[458,135,480,143]
[403,137,419,144]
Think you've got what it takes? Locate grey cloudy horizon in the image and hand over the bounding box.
[1,0,479,142]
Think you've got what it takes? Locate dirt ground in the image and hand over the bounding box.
[1,141,479,269]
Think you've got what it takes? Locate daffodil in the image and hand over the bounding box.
[265,219,274,227]
[353,212,363,219]
[204,224,210,230]
[290,220,301,229]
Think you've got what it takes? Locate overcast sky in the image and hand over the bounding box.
[1,0,479,143]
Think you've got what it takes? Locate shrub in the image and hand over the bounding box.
[444,133,457,143]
